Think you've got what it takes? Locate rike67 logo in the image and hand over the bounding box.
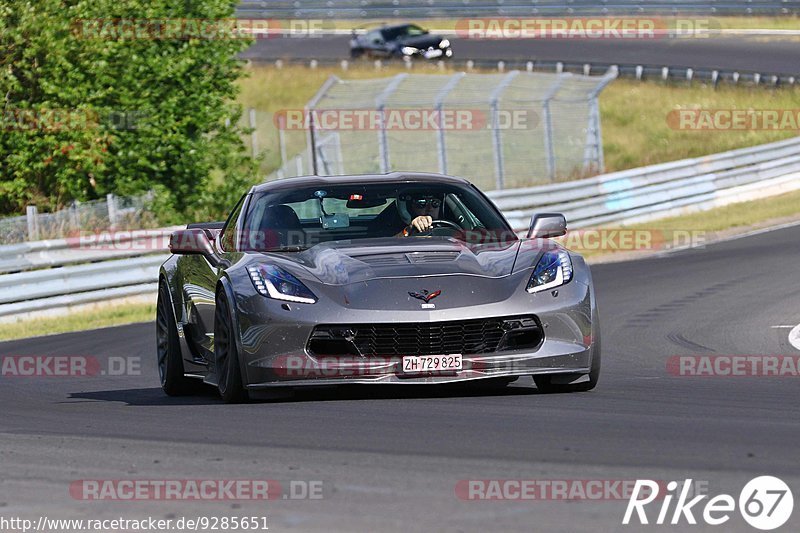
[623,476,794,530]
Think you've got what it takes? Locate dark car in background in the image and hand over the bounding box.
[350,24,453,60]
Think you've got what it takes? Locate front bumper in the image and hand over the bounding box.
[232,270,597,388]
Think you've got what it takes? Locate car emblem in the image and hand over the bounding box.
[409,289,441,304]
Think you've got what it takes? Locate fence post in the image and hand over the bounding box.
[278,114,288,168]
[107,193,118,227]
[26,205,39,241]
[583,66,618,174]
[541,74,570,182]
[305,76,341,176]
[249,108,258,159]
[375,73,409,174]
[434,73,466,175]
[489,71,520,190]
[69,201,80,232]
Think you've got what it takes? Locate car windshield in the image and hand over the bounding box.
[382,25,427,41]
[238,182,515,252]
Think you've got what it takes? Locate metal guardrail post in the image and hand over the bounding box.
[25,206,39,241]
[541,74,570,182]
[278,114,288,167]
[375,73,409,174]
[434,72,466,175]
[304,75,341,176]
[249,108,258,159]
[489,71,520,190]
[106,194,118,227]
[69,202,79,232]
[584,67,619,173]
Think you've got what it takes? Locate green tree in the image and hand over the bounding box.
[0,0,257,220]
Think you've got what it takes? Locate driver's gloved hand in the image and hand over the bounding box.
[410,216,433,233]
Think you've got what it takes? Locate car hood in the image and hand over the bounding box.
[261,238,532,286]
[395,34,445,49]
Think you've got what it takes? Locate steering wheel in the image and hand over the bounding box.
[410,219,461,235]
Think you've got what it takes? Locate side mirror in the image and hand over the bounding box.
[527,213,567,239]
[169,229,224,266]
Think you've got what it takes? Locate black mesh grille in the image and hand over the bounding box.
[307,316,542,357]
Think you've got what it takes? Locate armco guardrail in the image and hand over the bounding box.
[237,0,800,17]
[0,228,178,275]
[1,136,800,318]
[489,136,800,231]
[0,229,177,319]
[255,58,798,88]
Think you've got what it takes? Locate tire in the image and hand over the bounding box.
[156,281,196,395]
[534,329,601,393]
[350,48,364,59]
[214,288,249,404]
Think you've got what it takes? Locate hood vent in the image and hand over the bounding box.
[357,251,461,266]
[406,252,460,263]
[359,254,410,266]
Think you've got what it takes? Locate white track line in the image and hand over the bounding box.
[789,324,800,351]
[771,324,800,351]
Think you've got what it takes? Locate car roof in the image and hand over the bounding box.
[251,172,471,194]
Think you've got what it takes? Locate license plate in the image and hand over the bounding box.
[401,355,462,373]
[424,49,444,59]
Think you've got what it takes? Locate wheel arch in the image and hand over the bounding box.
[215,275,250,389]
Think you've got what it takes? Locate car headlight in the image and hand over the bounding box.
[247,264,317,304]
[439,39,450,49]
[401,46,418,55]
[526,249,573,294]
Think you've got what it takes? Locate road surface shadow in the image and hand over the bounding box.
[69,380,546,405]
[69,385,221,406]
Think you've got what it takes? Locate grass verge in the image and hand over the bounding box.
[237,64,800,177]
[0,302,155,343]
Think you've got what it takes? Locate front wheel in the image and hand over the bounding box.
[156,281,197,395]
[214,289,249,403]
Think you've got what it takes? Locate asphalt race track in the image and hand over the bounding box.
[2,223,799,532]
[242,35,800,74]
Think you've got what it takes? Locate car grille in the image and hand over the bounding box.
[307,316,542,357]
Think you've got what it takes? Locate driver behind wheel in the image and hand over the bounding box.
[399,194,442,236]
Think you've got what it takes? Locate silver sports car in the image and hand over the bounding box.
[157,172,600,402]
